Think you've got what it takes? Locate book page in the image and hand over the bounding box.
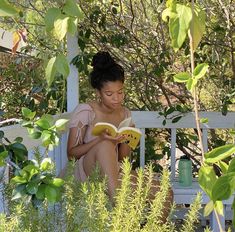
[117,117,132,130]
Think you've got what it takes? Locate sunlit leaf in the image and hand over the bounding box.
[214,201,224,216]
[205,144,235,164]
[200,117,208,124]
[51,178,64,187]
[193,63,209,80]
[55,54,70,78]
[212,173,235,201]
[227,158,235,173]
[45,57,56,87]
[54,14,69,41]
[21,107,36,120]
[189,7,206,51]
[44,8,61,32]
[169,4,192,51]
[0,0,19,17]
[173,72,191,83]
[63,0,84,18]
[198,165,217,198]
[40,158,53,171]
[67,17,78,35]
[218,160,228,174]
[55,119,68,131]
[204,200,214,217]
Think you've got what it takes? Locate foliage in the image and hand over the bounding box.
[163,0,235,229]
[0,107,68,206]
[0,159,202,232]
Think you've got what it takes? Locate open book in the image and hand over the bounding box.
[92,117,142,149]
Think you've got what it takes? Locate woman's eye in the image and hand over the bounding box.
[118,91,123,94]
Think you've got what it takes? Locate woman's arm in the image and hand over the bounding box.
[67,127,102,160]
[67,127,125,160]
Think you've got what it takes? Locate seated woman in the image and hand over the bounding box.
[67,51,173,216]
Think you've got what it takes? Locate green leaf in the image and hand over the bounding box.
[0,151,8,166]
[214,201,224,216]
[63,0,84,18]
[189,7,206,51]
[173,72,191,83]
[29,131,41,139]
[212,173,235,201]
[67,17,78,35]
[162,8,177,22]
[41,114,54,126]
[172,116,182,123]
[45,57,57,87]
[12,184,27,200]
[186,78,194,92]
[10,143,28,160]
[204,200,214,217]
[200,117,208,123]
[35,118,51,130]
[40,158,53,171]
[205,144,235,164]
[11,175,28,184]
[21,107,36,120]
[44,8,61,32]
[26,182,38,194]
[54,14,69,41]
[0,150,8,159]
[23,164,39,180]
[45,185,58,203]
[14,137,23,143]
[169,4,192,51]
[218,161,228,174]
[51,178,64,187]
[0,0,19,17]
[227,158,235,173]
[198,165,217,198]
[41,130,52,147]
[36,184,46,200]
[55,54,70,78]
[0,131,4,139]
[55,119,68,131]
[193,63,209,81]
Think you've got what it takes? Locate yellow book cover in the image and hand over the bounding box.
[92,117,142,149]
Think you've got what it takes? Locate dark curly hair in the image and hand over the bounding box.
[89,51,124,90]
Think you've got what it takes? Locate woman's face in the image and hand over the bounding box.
[98,80,125,110]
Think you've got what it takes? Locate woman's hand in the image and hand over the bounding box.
[99,129,126,146]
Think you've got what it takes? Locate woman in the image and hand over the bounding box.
[67,51,133,199]
[67,51,173,217]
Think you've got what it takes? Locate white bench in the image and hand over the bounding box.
[1,111,235,231]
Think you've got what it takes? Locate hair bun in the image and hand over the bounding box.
[91,51,115,70]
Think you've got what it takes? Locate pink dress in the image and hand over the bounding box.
[68,103,131,181]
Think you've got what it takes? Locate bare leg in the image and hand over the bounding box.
[83,140,119,199]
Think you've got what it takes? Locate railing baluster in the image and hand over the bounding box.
[171,128,177,180]
[140,128,145,168]
[202,128,208,152]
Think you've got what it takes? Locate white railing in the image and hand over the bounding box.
[1,111,235,231]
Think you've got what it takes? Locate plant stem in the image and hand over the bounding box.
[189,0,205,163]
[214,210,224,232]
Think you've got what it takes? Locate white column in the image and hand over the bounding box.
[67,34,79,112]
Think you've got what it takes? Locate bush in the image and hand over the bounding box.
[0,159,202,232]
